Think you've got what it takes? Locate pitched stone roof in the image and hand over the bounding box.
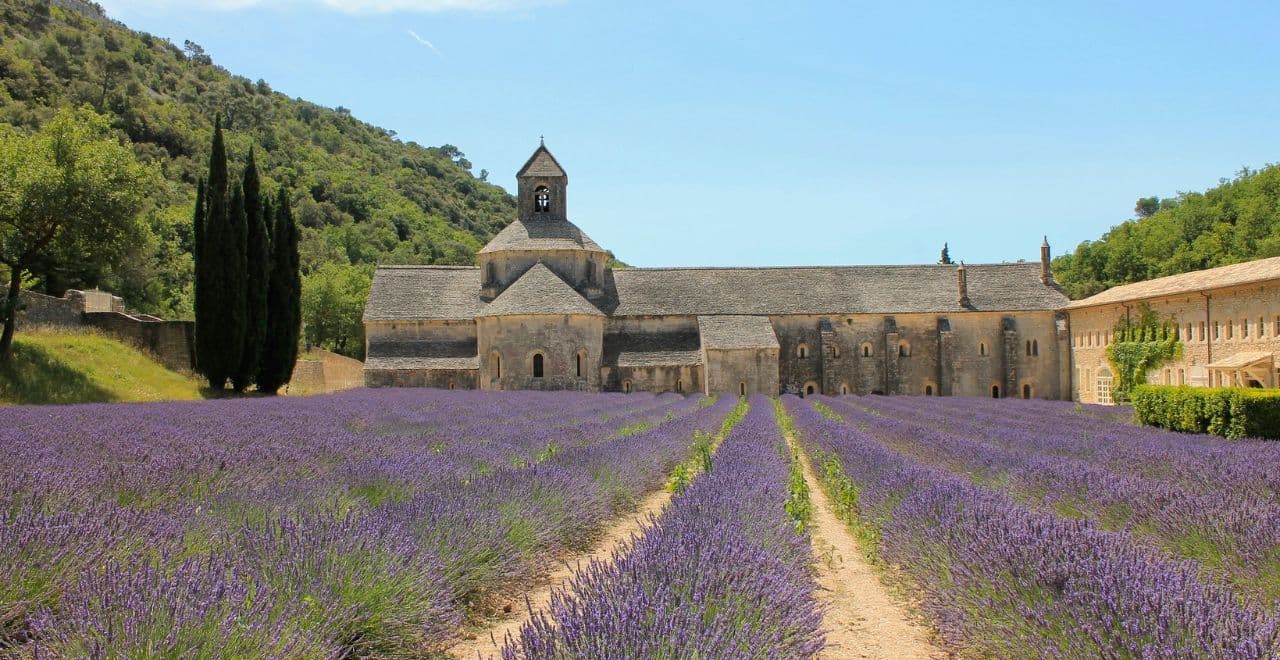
[1066,256,1280,310]
[605,263,1067,316]
[477,263,605,317]
[364,266,481,321]
[698,315,779,350]
[517,145,566,178]
[603,332,702,367]
[477,217,604,254]
[364,261,1068,323]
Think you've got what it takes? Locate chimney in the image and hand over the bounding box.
[957,262,970,307]
[1040,236,1052,284]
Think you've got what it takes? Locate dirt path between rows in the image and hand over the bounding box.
[448,484,671,659]
[791,437,945,659]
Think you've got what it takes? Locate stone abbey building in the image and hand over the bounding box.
[363,144,1075,398]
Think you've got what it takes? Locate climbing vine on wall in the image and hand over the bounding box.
[1105,303,1182,402]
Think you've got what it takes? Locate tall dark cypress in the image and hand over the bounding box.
[191,177,206,371]
[196,118,230,388]
[233,149,268,392]
[257,188,301,394]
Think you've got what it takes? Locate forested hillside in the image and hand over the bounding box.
[1053,164,1280,299]
[0,0,516,318]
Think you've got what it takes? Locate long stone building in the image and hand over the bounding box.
[1068,257,1280,403]
[363,144,1074,398]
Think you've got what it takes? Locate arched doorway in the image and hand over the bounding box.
[991,384,1001,399]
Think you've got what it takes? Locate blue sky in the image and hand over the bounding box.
[98,0,1280,268]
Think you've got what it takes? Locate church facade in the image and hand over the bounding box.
[363,144,1073,398]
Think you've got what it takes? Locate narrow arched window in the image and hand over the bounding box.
[840,384,849,395]
[623,380,632,393]
[534,186,550,213]
[979,341,988,356]
[485,261,497,286]
[992,384,1001,399]
[797,344,809,359]
[832,344,840,358]
[1032,339,1039,356]
[924,384,934,396]
[1025,340,1032,356]
[532,353,544,378]
[1022,384,1032,399]
[676,379,683,393]
[898,341,910,357]
[739,382,746,396]
[861,342,873,358]
[575,352,583,378]
[448,381,455,390]
[491,353,501,379]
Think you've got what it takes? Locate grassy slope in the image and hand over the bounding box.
[0,328,203,405]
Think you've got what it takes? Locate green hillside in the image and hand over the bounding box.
[0,327,204,404]
[0,0,516,319]
[1053,164,1280,299]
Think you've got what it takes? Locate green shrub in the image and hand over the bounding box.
[1133,385,1280,440]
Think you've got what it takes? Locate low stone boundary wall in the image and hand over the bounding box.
[288,348,365,394]
[84,312,195,373]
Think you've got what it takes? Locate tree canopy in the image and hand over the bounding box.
[0,105,151,358]
[1053,165,1280,299]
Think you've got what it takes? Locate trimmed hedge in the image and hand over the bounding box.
[1132,385,1280,440]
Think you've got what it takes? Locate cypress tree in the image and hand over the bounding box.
[233,149,269,392]
[191,176,205,371]
[258,188,301,394]
[196,118,231,389]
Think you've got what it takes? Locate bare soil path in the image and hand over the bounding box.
[791,436,945,659]
[448,479,672,659]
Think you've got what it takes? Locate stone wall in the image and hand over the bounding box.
[290,348,365,393]
[14,289,82,327]
[602,364,702,394]
[84,312,194,372]
[703,347,779,396]
[365,367,477,389]
[768,310,1065,399]
[1068,280,1280,403]
[477,314,603,391]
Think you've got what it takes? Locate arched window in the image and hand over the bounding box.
[448,381,455,390]
[1227,319,1234,339]
[804,382,817,397]
[575,352,583,378]
[676,379,683,393]
[924,384,934,396]
[485,261,497,286]
[739,382,746,396]
[797,343,809,359]
[534,186,550,213]
[1022,384,1032,399]
[532,353,544,378]
[861,342,873,358]
[491,352,502,379]
[991,384,1001,399]
[832,344,840,358]
[623,380,632,393]
[1032,339,1039,356]
[1025,340,1032,356]
[840,383,849,395]
[585,260,596,285]
[898,341,910,357]
[979,341,988,356]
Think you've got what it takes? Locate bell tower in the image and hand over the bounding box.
[517,139,568,222]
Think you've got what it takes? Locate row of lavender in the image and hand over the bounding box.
[1,390,732,656]
[828,395,1280,603]
[786,396,1280,658]
[504,396,825,659]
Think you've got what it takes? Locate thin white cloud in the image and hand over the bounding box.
[100,0,561,13]
[407,29,442,56]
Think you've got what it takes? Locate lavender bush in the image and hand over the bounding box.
[505,396,825,659]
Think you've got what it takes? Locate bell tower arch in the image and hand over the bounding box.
[517,139,567,221]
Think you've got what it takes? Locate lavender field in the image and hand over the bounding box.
[787,395,1280,657]
[3,389,1279,658]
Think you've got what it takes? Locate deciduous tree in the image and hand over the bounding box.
[0,107,150,361]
